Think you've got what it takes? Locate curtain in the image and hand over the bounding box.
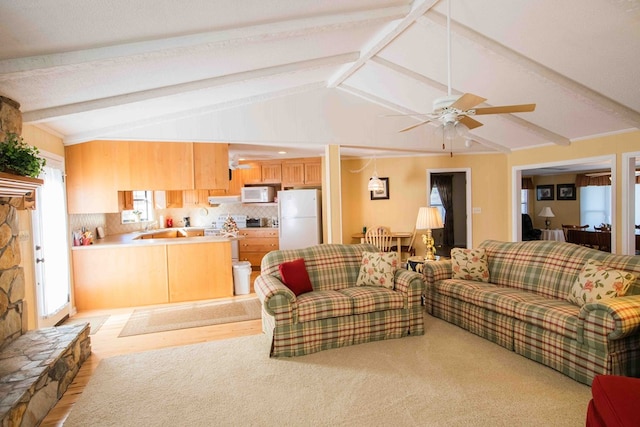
[522,177,534,189]
[575,173,611,187]
[432,174,454,247]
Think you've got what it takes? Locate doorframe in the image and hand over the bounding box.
[31,150,72,328]
[621,151,640,254]
[426,168,472,249]
[511,155,616,249]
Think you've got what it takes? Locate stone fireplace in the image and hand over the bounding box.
[0,96,91,426]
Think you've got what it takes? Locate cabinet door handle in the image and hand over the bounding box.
[36,258,45,263]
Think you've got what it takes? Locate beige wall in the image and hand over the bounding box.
[21,125,65,157]
[341,152,509,254]
[530,174,581,230]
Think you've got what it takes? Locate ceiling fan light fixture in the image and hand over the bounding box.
[368,172,384,191]
[464,138,474,148]
[455,122,469,137]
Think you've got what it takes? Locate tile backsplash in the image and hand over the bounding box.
[69,204,278,237]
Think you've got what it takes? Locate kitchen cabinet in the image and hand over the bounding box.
[72,245,169,310]
[281,157,322,187]
[118,191,134,210]
[240,162,264,184]
[238,228,279,268]
[65,140,130,214]
[167,242,233,302]
[182,189,210,207]
[261,162,282,183]
[128,141,194,190]
[193,143,229,190]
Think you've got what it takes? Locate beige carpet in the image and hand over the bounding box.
[65,315,591,427]
[118,298,262,337]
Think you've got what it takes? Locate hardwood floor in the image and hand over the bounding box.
[41,271,263,427]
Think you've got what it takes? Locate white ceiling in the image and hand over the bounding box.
[1,0,639,160]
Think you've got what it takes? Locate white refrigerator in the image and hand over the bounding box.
[278,189,322,250]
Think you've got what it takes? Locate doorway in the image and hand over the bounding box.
[32,153,71,327]
[427,169,472,256]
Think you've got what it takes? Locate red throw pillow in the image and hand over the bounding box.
[279,258,313,296]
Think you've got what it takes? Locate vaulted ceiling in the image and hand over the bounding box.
[1,0,639,159]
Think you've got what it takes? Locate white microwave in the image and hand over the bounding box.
[241,186,275,203]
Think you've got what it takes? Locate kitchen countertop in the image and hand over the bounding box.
[71,227,242,250]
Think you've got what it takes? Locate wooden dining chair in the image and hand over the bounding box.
[391,227,417,261]
[562,224,589,242]
[365,226,393,252]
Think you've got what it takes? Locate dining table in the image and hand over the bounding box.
[566,229,611,252]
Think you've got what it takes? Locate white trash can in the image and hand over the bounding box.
[232,261,252,295]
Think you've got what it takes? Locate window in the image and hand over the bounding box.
[521,189,530,215]
[121,191,154,223]
[430,186,446,220]
[580,186,611,227]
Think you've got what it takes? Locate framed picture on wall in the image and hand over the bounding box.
[370,177,390,200]
[536,185,554,201]
[557,183,577,200]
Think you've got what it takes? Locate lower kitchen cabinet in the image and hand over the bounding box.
[71,240,234,310]
[72,245,169,310]
[238,229,279,269]
[167,242,233,302]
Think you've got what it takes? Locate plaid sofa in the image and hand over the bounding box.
[255,244,425,357]
[422,240,640,386]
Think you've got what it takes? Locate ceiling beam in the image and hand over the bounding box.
[370,56,564,147]
[327,0,440,88]
[0,5,408,81]
[23,53,358,122]
[420,12,640,129]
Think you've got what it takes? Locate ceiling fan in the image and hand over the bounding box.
[398,0,536,141]
[229,154,251,170]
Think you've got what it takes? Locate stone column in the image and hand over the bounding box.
[0,202,26,346]
[0,96,22,141]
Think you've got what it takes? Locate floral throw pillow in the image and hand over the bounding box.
[355,251,399,290]
[451,248,490,282]
[566,259,636,307]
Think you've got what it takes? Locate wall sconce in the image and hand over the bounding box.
[415,207,444,261]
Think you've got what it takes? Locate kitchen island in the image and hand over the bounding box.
[71,229,239,310]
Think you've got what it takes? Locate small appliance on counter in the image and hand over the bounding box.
[246,217,268,227]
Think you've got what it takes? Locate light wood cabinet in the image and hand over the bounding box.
[281,157,322,187]
[71,240,234,309]
[240,162,263,184]
[167,242,233,302]
[193,143,229,190]
[128,141,194,190]
[166,190,183,208]
[65,140,130,214]
[261,162,282,183]
[238,229,279,269]
[72,245,169,310]
[182,189,210,207]
[118,191,134,210]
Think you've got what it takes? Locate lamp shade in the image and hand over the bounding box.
[415,207,444,230]
[367,172,384,191]
[538,207,555,217]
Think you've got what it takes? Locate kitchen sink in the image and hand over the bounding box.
[135,228,205,239]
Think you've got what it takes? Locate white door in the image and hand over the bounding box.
[32,154,71,327]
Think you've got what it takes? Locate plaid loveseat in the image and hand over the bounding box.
[255,244,425,357]
[422,240,640,385]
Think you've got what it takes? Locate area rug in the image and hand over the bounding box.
[62,315,109,335]
[65,316,591,427]
[118,298,262,337]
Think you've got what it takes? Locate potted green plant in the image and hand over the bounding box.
[0,132,46,178]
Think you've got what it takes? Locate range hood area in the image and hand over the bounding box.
[207,195,241,205]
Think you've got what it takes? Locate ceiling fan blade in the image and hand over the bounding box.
[399,119,432,133]
[449,93,487,111]
[473,104,536,115]
[458,116,483,130]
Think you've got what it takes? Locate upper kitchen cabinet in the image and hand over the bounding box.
[239,162,263,185]
[261,162,282,184]
[128,141,194,190]
[193,143,229,190]
[65,141,130,214]
[282,158,322,188]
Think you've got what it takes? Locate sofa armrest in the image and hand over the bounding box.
[421,260,453,285]
[254,274,296,323]
[579,295,640,350]
[394,269,425,307]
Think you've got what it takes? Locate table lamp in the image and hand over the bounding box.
[416,207,444,261]
[538,206,555,230]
